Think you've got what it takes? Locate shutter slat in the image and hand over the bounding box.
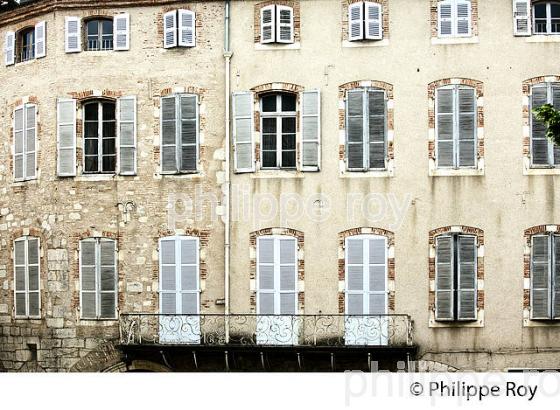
[301,90,321,170]
[513,0,531,36]
[5,31,15,66]
[436,236,454,320]
[261,5,276,43]
[436,88,455,167]
[80,239,97,318]
[65,17,81,53]
[365,2,382,40]
[25,104,37,180]
[57,99,77,176]
[180,95,198,172]
[113,13,130,51]
[458,88,476,167]
[179,9,196,47]
[348,2,364,41]
[35,21,46,59]
[276,5,294,43]
[164,10,178,48]
[233,92,255,172]
[118,96,137,175]
[161,96,178,173]
[14,107,24,181]
[438,2,453,36]
[458,235,476,320]
[456,1,471,36]
[368,90,386,169]
[553,235,560,318]
[347,90,365,170]
[531,86,550,166]
[532,235,551,319]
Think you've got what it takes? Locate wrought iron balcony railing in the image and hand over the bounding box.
[119,314,413,347]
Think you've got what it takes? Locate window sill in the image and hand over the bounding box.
[523,318,560,327]
[342,39,389,48]
[250,171,304,179]
[431,36,479,45]
[12,179,38,187]
[157,172,203,180]
[523,166,560,176]
[74,174,117,182]
[339,169,393,178]
[78,318,118,325]
[255,42,301,51]
[14,317,42,322]
[429,168,484,177]
[429,311,484,328]
[526,35,560,43]
[12,58,38,67]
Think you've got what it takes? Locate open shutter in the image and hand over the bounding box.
[436,87,455,168]
[118,96,137,175]
[80,239,97,319]
[65,17,81,53]
[435,236,454,320]
[456,0,472,36]
[530,85,549,166]
[276,5,294,44]
[99,239,117,319]
[368,90,386,169]
[13,107,24,181]
[513,0,531,36]
[14,239,26,317]
[458,87,476,167]
[348,2,364,41]
[279,237,297,315]
[57,99,76,176]
[27,238,40,318]
[178,9,196,47]
[161,96,178,173]
[160,238,178,314]
[301,90,321,171]
[180,95,198,172]
[35,21,46,58]
[531,235,551,319]
[5,31,15,66]
[553,235,560,319]
[261,5,276,43]
[346,237,365,315]
[257,237,275,315]
[233,92,255,173]
[163,10,178,48]
[368,237,387,315]
[457,235,477,320]
[365,2,382,40]
[25,104,37,180]
[346,89,365,170]
[551,85,560,165]
[114,13,130,51]
[438,1,453,36]
[180,237,199,315]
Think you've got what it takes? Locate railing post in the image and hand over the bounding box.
[225,314,230,344]
[313,315,317,346]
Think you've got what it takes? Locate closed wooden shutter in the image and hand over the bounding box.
[25,104,37,179]
[257,237,275,315]
[347,89,365,170]
[35,21,47,58]
[458,87,476,167]
[13,107,24,181]
[5,31,15,66]
[276,5,294,43]
[160,238,178,314]
[365,2,382,40]
[456,0,471,36]
[180,237,199,314]
[438,1,454,36]
[180,95,198,172]
[178,9,196,47]
[161,96,178,173]
[99,239,117,319]
[346,237,365,315]
[261,5,276,43]
[368,237,387,315]
[163,10,178,48]
[457,235,476,320]
[435,235,454,320]
[301,90,321,171]
[27,238,40,318]
[80,239,97,319]
[57,99,77,176]
[65,17,81,53]
[368,90,386,169]
[531,85,549,166]
[348,2,364,41]
[14,237,40,318]
[553,235,560,319]
[436,88,454,167]
[552,85,560,165]
[117,96,137,175]
[113,13,130,51]
[14,239,27,317]
[513,0,531,36]
[233,92,255,173]
[279,238,297,315]
[531,235,551,319]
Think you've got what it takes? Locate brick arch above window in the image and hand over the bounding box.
[254,0,301,44]
[341,0,390,42]
[429,0,479,39]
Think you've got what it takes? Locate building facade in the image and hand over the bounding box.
[0,0,559,372]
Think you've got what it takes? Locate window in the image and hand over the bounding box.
[83,100,116,174]
[534,1,560,34]
[435,85,476,169]
[65,14,129,53]
[86,18,113,51]
[14,237,40,318]
[348,1,383,41]
[163,9,196,48]
[4,22,46,66]
[435,234,477,321]
[80,238,117,319]
[160,94,198,174]
[260,4,294,44]
[531,83,560,167]
[13,103,37,182]
[530,234,560,319]
[261,93,297,169]
[437,0,472,37]
[346,88,387,171]
[18,27,35,62]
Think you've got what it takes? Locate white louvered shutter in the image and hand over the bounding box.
[276,5,294,44]
[438,1,453,36]
[65,17,81,53]
[99,239,117,319]
[13,107,24,181]
[435,236,454,320]
[346,237,365,315]
[368,90,386,169]
[35,21,46,58]
[80,239,97,319]
[347,89,365,170]
[14,239,27,317]
[436,87,454,168]
[553,235,560,319]
[27,238,40,318]
[25,104,37,180]
[180,237,199,315]
[258,237,275,315]
[118,96,137,175]
[301,90,321,171]
[178,9,196,47]
[160,238,178,314]
[163,10,178,48]
[233,92,255,173]
[456,0,471,36]
[279,237,297,315]
[114,13,130,51]
[457,235,476,320]
[531,235,551,319]
[57,99,77,177]
[180,95,198,172]
[458,87,476,167]
[161,96,178,173]
[513,0,531,36]
[348,2,364,41]
[368,237,387,315]
[530,85,549,166]
[261,5,276,43]
[365,2,382,40]
[5,31,15,66]
[551,86,560,165]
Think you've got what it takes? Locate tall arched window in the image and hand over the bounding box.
[260,93,297,169]
[530,82,560,167]
[83,100,117,174]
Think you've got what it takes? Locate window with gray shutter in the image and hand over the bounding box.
[301,90,321,171]
[438,0,472,37]
[435,234,477,321]
[232,92,254,173]
[530,83,560,167]
[113,13,130,51]
[348,1,382,41]
[346,88,387,171]
[65,17,81,53]
[530,233,560,319]
[260,5,294,44]
[80,238,117,319]
[117,96,137,175]
[14,237,40,318]
[164,10,196,48]
[5,30,15,66]
[14,103,37,182]
[436,85,477,169]
[160,94,198,174]
[57,98,77,177]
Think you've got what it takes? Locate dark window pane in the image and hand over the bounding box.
[262,118,277,133]
[84,122,98,138]
[84,104,98,121]
[262,152,277,168]
[102,156,116,172]
[102,122,116,139]
[282,151,296,168]
[87,20,99,35]
[84,139,98,155]
[102,20,114,36]
[102,138,116,155]
[281,94,296,112]
[552,4,560,17]
[262,134,276,150]
[103,103,116,120]
[262,95,277,112]
[85,156,98,172]
[282,117,296,133]
[282,134,296,150]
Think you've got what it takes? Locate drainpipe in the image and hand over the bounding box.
[224,0,232,343]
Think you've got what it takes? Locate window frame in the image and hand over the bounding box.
[13,102,37,182]
[13,236,41,319]
[530,82,560,168]
[533,1,560,34]
[259,4,295,44]
[437,0,472,38]
[17,26,35,63]
[530,233,560,320]
[82,99,117,175]
[85,18,114,51]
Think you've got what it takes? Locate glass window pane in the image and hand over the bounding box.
[103,102,116,121]
[281,94,296,112]
[87,20,99,35]
[534,4,547,18]
[261,95,277,112]
[282,117,296,134]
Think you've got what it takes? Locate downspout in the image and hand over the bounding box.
[224,0,232,343]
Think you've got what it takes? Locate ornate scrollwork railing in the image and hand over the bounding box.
[119,314,413,347]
